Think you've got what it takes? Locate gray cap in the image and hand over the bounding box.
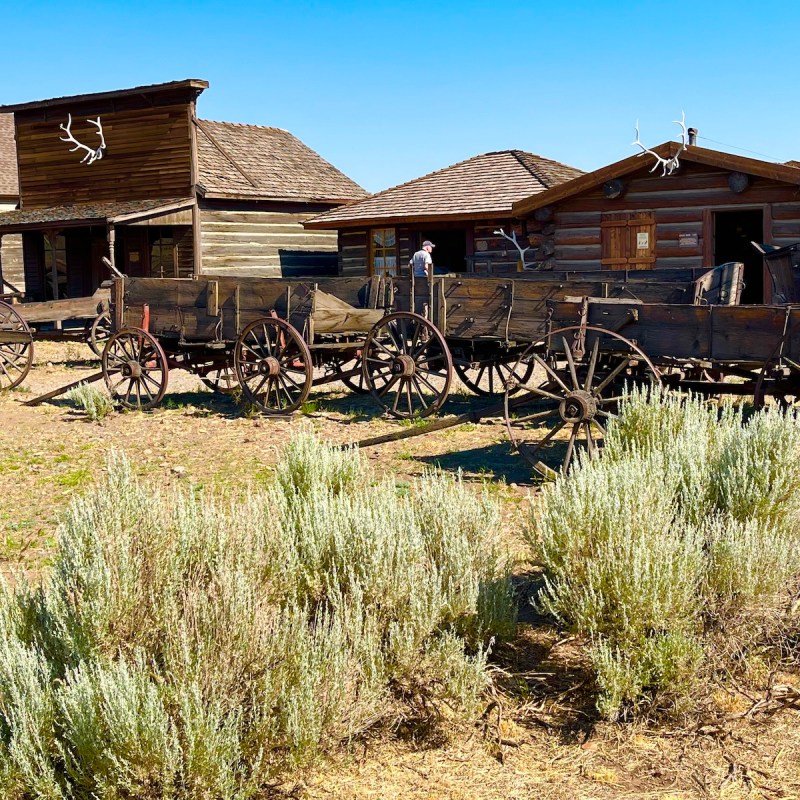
[422,240,435,248]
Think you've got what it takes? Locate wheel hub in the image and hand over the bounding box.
[391,354,416,377]
[258,356,282,377]
[122,361,142,379]
[559,389,597,423]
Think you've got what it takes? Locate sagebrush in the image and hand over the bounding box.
[530,390,800,720]
[66,382,114,421]
[0,432,514,798]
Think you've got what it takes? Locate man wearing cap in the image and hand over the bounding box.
[411,240,435,278]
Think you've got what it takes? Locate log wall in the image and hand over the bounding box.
[537,162,800,271]
[199,201,339,277]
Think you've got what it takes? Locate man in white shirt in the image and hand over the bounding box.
[411,240,435,277]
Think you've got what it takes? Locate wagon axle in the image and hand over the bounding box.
[560,390,597,424]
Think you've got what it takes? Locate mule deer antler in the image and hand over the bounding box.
[495,228,531,268]
[59,114,107,165]
[632,111,688,176]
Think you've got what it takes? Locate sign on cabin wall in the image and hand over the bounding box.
[679,233,699,248]
[636,232,650,249]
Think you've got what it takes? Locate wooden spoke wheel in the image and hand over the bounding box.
[504,325,661,478]
[362,311,452,419]
[454,356,535,397]
[234,317,313,414]
[754,322,800,410]
[0,300,34,390]
[102,327,169,410]
[87,310,113,357]
[200,362,239,395]
[327,354,369,394]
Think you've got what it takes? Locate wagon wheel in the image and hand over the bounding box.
[454,356,535,397]
[102,327,168,410]
[327,354,369,394]
[0,300,34,390]
[200,362,239,395]
[754,322,800,410]
[504,325,661,479]
[234,317,313,414]
[362,311,452,419]
[87,310,113,357]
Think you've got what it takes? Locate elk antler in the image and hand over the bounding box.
[495,228,531,268]
[632,113,689,177]
[58,114,107,165]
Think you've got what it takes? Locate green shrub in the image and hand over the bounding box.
[0,433,514,798]
[66,382,114,422]
[530,390,800,720]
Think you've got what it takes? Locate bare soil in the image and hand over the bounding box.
[1,342,799,799]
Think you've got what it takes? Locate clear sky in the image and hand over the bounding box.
[1,0,797,193]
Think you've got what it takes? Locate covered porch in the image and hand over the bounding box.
[0,198,196,302]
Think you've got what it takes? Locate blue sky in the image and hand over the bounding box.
[1,1,797,192]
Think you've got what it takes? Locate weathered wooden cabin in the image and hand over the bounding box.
[304,150,583,276]
[511,142,800,303]
[0,79,366,302]
[0,114,22,294]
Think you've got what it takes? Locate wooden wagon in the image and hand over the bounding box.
[102,274,457,416]
[500,292,800,477]
[0,285,112,391]
[98,264,740,416]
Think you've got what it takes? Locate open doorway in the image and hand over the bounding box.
[418,229,468,274]
[714,209,764,303]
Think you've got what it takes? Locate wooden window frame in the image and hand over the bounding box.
[370,227,398,277]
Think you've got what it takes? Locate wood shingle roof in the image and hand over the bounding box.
[0,114,18,198]
[304,150,584,229]
[196,120,367,204]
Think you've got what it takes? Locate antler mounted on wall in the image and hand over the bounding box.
[632,111,688,176]
[58,114,107,165]
[494,228,532,269]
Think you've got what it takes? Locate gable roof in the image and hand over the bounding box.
[196,119,367,204]
[0,114,18,198]
[304,150,584,229]
[512,142,800,217]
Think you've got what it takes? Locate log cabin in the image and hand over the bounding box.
[303,150,584,276]
[511,141,800,303]
[0,114,22,295]
[0,79,366,303]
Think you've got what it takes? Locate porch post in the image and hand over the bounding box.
[107,223,116,275]
[0,233,4,296]
[44,230,62,329]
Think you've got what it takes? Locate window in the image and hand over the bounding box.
[371,228,397,276]
[149,229,177,278]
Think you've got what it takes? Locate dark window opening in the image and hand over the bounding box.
[714,209,764,303]
[416,229,468,274]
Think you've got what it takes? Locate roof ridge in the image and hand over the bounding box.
[199,118,290,135]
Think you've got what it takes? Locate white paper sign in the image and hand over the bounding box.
[636,232,650,249]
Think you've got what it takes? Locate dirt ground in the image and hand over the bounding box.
[2,342,800,800]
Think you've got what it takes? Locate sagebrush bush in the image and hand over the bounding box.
[66,382,114,421]
[530,389,800,720]
[0,432,514,798]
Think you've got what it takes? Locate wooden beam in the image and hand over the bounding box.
[23,370,105,406]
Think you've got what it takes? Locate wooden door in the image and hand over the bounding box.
[601,212,656,270]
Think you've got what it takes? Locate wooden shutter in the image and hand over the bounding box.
[601,212,656,270]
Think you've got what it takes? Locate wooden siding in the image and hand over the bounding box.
[199,202,338,277]
[0,234,23,292]
[339,229,369,276]
[546,162,800,271]
[15,102,193,208]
